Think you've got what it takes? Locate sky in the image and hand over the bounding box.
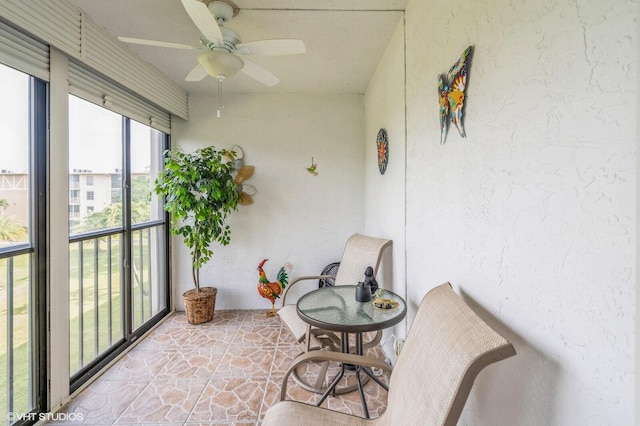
[68,96,153,174]
[0,64,29,173]
[1,63,156,175]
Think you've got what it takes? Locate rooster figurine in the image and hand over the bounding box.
[257,259,290,317]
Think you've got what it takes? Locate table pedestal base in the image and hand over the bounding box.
[313,332,388,419]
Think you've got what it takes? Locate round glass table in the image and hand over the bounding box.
[297,285,406,333]
[296,285,406,418]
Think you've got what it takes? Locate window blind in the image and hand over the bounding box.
[69,60,171,134]
[80,18,188,122]
[0,0,188,121]
[0,0,81,59]
[0,19,49,81]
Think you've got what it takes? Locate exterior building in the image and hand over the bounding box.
[0,172,28,226]
[67,170,120,230]
[0,170,151,230]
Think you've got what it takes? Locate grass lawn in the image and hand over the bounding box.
[1,232,159,418]
[0,254,31,417]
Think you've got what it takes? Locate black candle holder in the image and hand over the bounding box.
[355,282,372,302]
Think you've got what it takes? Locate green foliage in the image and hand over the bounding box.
[0,214,27,242]
[153,146,239,291]
[131,175,152,203]
[72,202,149,233]
[82,204,122,230]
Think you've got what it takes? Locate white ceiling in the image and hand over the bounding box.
[69,0,406,95]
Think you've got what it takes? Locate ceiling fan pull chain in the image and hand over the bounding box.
[217,75,225,118]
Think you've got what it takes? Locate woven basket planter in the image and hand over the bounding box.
[183,287,217,324]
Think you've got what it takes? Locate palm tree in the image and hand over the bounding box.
[0,213,27,242]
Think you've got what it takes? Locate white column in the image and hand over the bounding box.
[48,47,70,411]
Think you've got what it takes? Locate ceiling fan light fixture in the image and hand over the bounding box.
[197,50,244,78]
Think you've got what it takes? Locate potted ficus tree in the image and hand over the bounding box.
[154,145,239,324]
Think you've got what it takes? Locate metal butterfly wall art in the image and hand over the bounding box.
[438,45,473,145]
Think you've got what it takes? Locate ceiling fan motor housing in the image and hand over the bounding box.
[201,27,239,52]
[201,1,240,52]
[220,27,240,51]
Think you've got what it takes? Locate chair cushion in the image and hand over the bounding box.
[277,304,307,342]
[263,401,371,426]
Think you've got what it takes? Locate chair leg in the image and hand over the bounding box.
[313,359,330,390]
[304,324,312,352]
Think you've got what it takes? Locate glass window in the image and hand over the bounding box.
[110,174,120,189]
[68,98,169,389]
[130,120,164,224]
[0,66,30,250]
[0,62,46,424]
[131,226,167,330]
[68,96,122,235]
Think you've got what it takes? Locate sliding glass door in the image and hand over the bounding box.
[68,96,169,389]
[129,121,167,331]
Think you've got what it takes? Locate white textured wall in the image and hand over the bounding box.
[364,19,407,356]
[396,0,635,424]
[171,93,365,310]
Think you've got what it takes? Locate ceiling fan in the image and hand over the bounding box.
[117,0,306,87]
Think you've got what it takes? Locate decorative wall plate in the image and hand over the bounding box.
[376,128,389,175]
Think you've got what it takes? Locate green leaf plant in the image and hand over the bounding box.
[154,146,239,293]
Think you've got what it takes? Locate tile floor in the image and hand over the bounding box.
[48,310,390,425]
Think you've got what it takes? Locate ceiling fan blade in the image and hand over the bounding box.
[240,58,280,87]
[118,37,201,50]
[181,0,224,44]
[185,63,208,81]
[235,39,306,56]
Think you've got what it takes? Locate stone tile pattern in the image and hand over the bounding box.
[48,310,390,425]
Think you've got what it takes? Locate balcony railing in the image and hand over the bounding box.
[1,251,32,420]
[69,234,123,373]
[132,227,157,330]
[69,225,162,374]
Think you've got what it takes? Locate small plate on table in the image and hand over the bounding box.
[372,298,399,310]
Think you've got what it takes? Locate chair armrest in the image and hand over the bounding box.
[281,275,335,305]
[280,350,392,401]
[362,330,383,351]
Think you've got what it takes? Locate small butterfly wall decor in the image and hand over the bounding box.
[438,45,473,145]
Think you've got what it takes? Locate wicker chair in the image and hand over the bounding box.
[277,233,392,393]
[264,282,516,426]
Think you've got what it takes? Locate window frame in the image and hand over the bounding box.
[68,109,171,392]
[0,73,48,426]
